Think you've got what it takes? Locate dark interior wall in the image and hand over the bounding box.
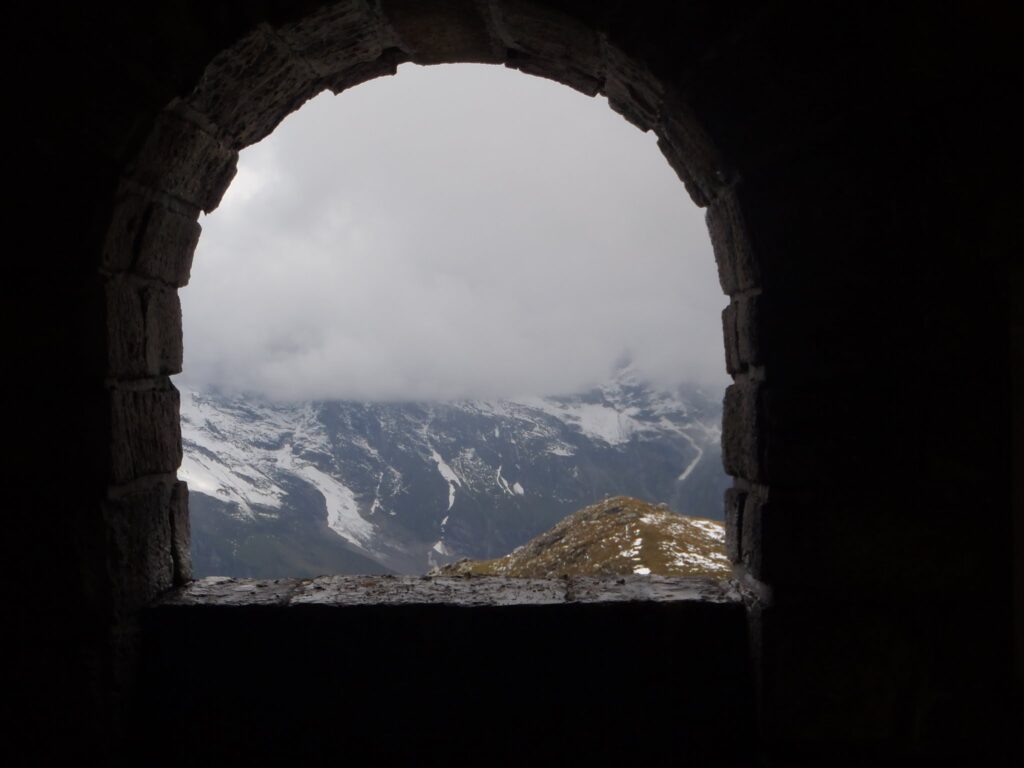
[4,1,1020,764]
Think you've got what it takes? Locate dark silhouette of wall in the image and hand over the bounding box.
[4,1,1020,764]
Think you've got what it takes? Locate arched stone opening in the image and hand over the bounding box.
[100,0,749,603]
[9,2,1017,764]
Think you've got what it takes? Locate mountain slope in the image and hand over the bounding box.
[179,366,728,577]
[434,496,731,578]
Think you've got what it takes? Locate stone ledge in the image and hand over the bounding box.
[161,574,740,608]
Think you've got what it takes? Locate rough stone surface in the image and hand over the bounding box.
[655,88,726,207]
[109,383,182,483]
[104,279,182,378]
[739,488,765,577]
[102,193,150,274]
[735,294,761,367]
[143,286,182,376]
[383,0,502,64]
[706,187,760,295]
[322,47,410,94]
[165,574,738,608]
[186,26,322,149]
[125,107,238,212]
[103,193,201,286]
[133,201,202,286]
[103,479,175,612]
[722,381,761,483]
[169,480,192,585]
[724,485,747,565]
[278,0,387,77]
[602,41,663,132]
[104,277,146,378]
[494,0,604,96]
[722,301,741,375]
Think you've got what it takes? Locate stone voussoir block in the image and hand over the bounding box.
[736,293,763,367]
[170,480,192,585]
[109,383,182,484]
[722,301,742,375]
[723,485,747,564]
[602,41,663,132]
[278,0,388,77]
[740,488,768,578]
[722,381,762,483]
[102,193,149,274]
[143,286,183,376]
[706,188,760,296]
[126,108,238,213]
[103,478,175,612]
[135,200,202,286]
[104,276,146,379]
[103,192,201,287]
[494,0,604,96]
[323,47,411,94]
[186,25,322,150]
[655,89,726,208]
[381,0,503,64]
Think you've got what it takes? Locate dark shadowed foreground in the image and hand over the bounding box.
[137,576,752,764]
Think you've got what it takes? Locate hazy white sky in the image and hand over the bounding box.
[179,63,726,402]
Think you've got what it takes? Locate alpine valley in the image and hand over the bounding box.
[180,365,728,578]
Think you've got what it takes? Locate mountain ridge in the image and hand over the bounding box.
[433,495,731,578]
[179,365,728,577]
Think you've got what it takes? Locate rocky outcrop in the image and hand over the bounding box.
[435,495,730,578]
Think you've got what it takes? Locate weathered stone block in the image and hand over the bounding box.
[655,89,725,208]
[134,202,202,287]
[170,480,192,585]
[143,286,183,376]
[495,0,603,96]
[602,42,662,132]
[102,193,148,273]
[105,193,201,285]
[723,485,747,564]
[127,109,238,212]
[736,293,762,367]
[105,277,146,378]
[505,50,602,96]
[722,381,761,482]
[278,0,387,76]
[187,26,322,149]
[323,47,410,94]
[706,188,760,295]
[382,0,502,64]
[722,301,741,375]
[740,489,766,576]
[103,479,175,612]
[104,279,182,378]
[109,383,182,484]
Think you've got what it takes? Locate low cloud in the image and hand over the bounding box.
[179,64,726,402]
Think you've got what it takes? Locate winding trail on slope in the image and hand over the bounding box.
[676,430,704,483]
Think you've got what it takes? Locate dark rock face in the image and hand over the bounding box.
[6,2,1019,766]
[181,370,729,576]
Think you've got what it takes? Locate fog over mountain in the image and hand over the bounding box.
[183,365,729,577]
[178,63,726,402]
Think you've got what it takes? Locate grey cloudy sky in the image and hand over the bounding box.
[179,64,726,402]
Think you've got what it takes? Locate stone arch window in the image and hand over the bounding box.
[102,0,762,605]
[18,2,1010,763]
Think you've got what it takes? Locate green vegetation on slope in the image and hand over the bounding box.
[434,495,731,578]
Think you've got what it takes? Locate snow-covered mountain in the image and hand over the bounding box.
[179,366,728,577]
